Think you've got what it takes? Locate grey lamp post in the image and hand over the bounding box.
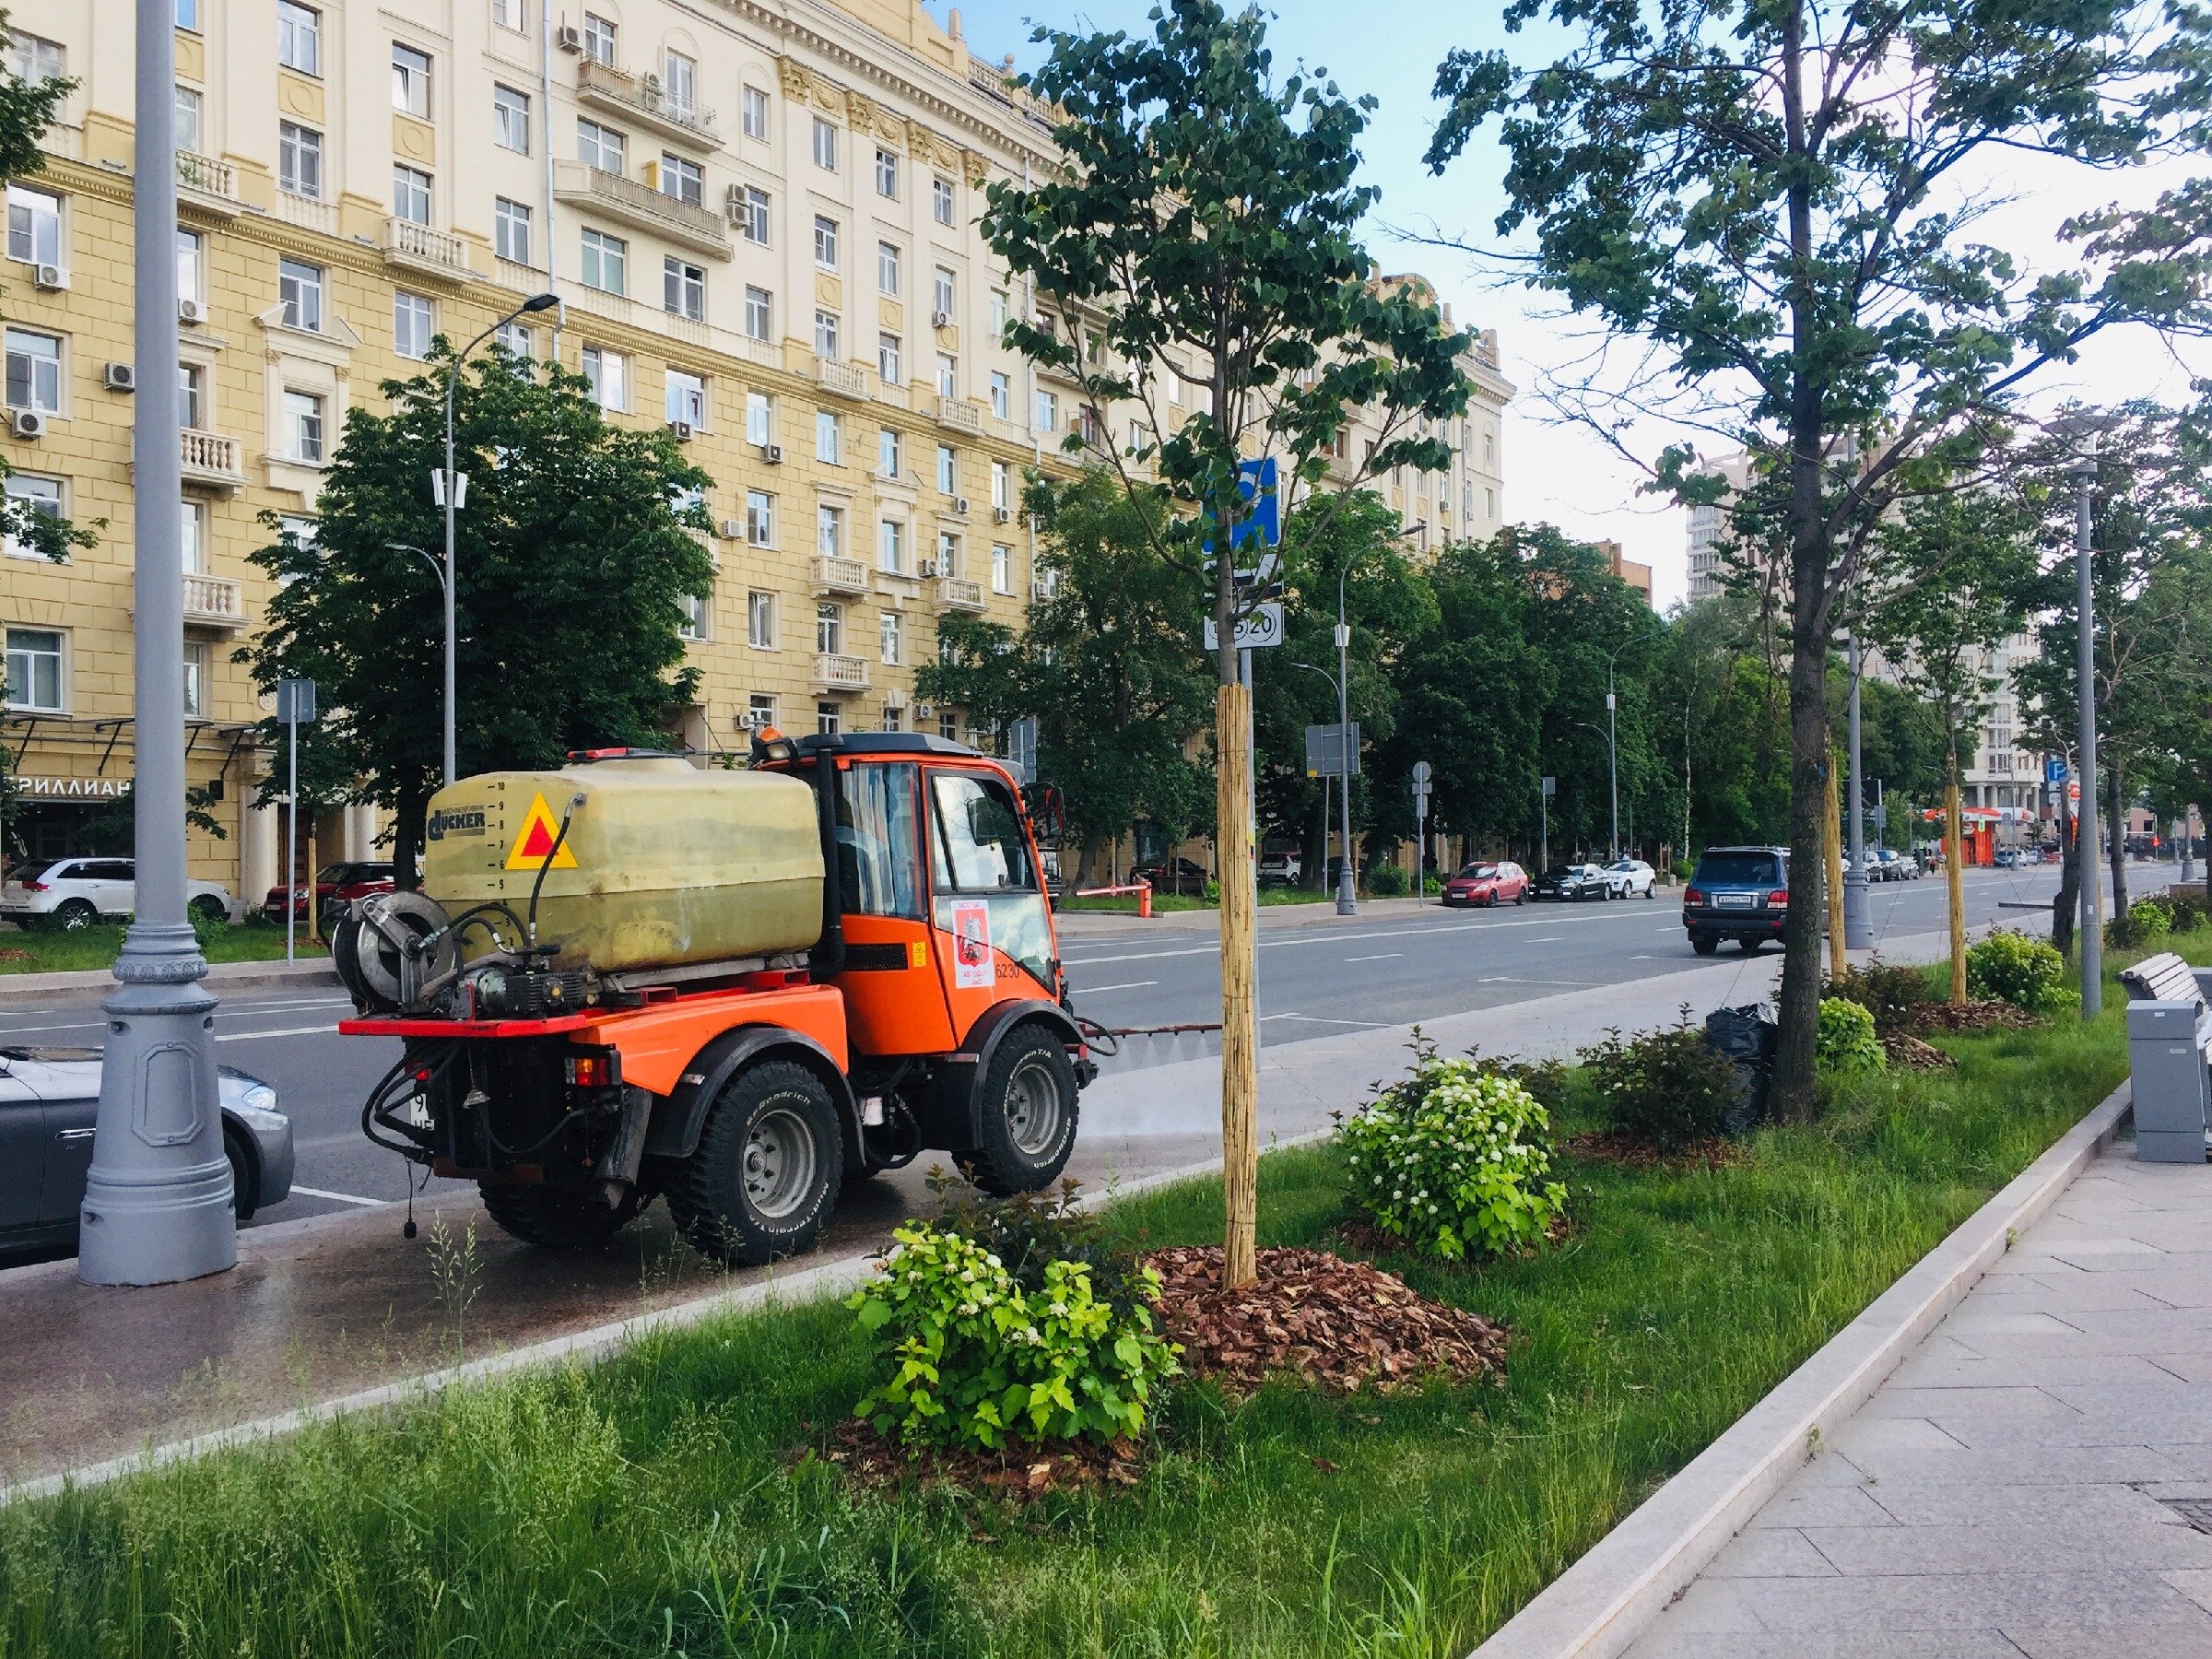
[1291,660,1351,912]
[2069,441,2102,1018]
[1600,625,1661,863]
[439,293,559,785]
[79,0,236,1285]
[1842,629,1872,948]
[387,543,453,773]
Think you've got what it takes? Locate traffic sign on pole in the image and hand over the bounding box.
[1304,722,1360,778]
[1204,602,1285,652]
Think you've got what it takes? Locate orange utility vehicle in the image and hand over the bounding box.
[338,734,1090,1265]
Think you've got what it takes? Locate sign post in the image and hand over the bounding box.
[1540,775,1556,877]
[277,678,317,964]
[1411,760,1432,903]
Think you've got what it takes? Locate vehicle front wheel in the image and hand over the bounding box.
[479,1182,643,1247]
[1690,932,1720,956]
[190,895,228,927]
[224,1125,256,1221]
[963,1021,1080,1196]
[665,1059,841,1266]
[53,899,97,931]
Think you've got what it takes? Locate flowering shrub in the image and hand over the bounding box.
[1338,1051,1567,1260]
[848,1222,1180,1451]
[1966,930,2074,1012]
[1817,997,1886,1073]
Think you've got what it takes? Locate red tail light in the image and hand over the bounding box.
[1684,887,1704,905]
[565,1048,621,1088]
[1768,888,1791,906]
[19,880,45,892]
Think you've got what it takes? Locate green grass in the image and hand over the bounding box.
[0,920,315,973]
[1,942,2198,1657]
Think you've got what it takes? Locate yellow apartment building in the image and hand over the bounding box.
[0,0,1510,904]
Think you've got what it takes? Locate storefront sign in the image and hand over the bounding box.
[14,776,131,800]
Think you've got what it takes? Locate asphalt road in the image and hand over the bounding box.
[0,860,2137,1246]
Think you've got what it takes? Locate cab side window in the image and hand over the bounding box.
[930,772,1034,892]
[835,761,922,916]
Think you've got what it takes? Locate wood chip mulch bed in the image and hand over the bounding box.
[1903,999,2041,1035]
[818,1416,1145,1498]
[1561,1130,1748,1171]
[1143,1245,1510,1398]
[1882,1031,1957,1071]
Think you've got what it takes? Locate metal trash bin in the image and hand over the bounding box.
[2127,1000,2212,1163]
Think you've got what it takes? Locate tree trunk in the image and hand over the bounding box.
[2053,786,2078,957]
[2107,760,2128,924]
[393,787,428,891]
[1946,773,1968,1006]
[1824,749,1846,981]
[1772,623,1830,1122]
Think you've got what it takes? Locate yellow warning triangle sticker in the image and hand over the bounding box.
[504,792,580,871]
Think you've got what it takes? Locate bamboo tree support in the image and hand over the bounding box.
[1947,779,1968,1005]
[1824,753,1846,981]
[1217,681,1258,1289]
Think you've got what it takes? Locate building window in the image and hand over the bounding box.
[991,543,1010,594]
[182,641,209,717]
[393,164,432,225]
[5,627,64,712]
[392,42,432,116]
[935,354,958,399]
[582,345,627,410]
[817,602,842,655]
[741,85,769,140]
[1485,487,1496,518]
[276,257,324,330]
[747,593,776,649]
[990,459,1010,511]
[878,517,903,574]
[933,174,956,226]
[877,240,900,296]
[936,444,957,494]
[494,320,532,361]
[580,228,626,295]
[1034,390,1056,431]
[677,591,706,642]
[818,503,843,556]
[743,488,773,547]
[284,390,325,463]
[657,152,702,207]
[492,0,525,32]
[175,84,203,155]
[494,197,533,265]
[663,51,697,121]
[179,499,206,571]
[1484,429,1495,466]
[738,185,770,245]
[813,215,839,269]
[815,408,840,464]
[394,292,433,359]
[664,257,705,321]
[665,369,706,427]
[877,333,900,385]
[982,372,1008,421]
[741,285,772,343]
[747,390,773,446]
[879,704,904,734]
[577,118,625,173]
[277,123,323,197]
[989,288,1009,335]
[936,530,959,577]
[4,185,58,268]
[817,700,841,736]
[877,427,901,478]
[814,310,840,359]
[811,116,838,171]
[492,84,530,153]
[175,362,203,430]
[875,147,900,198]
[582,11,616,65]
[276,2,319,75]
[4,474,62,559]
[879,610,901,665]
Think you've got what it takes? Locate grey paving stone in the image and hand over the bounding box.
[1724,1567,2212,1633]
[1946,1311,2088,1338]
[1839,1441,2186,1488]
[1960,1278,2184,1312]
[1859,1385,2079,1422]
[1863,1480,2180,1529]
[1703,1526,1841,1578]
[2000,1618,2212,1658]
[1802,1516,2212,1578]
[1747,1483,1898,1530]
[1632,1626,2023,1657]
[1636,1576,1769,1635]
[1884,1353,2184,1392]
[2168,1569,2212,1617]
[1830,1416,1971,1458]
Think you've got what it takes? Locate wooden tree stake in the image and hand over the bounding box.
[1824,754,1846,982]
[1947,780,1968,1005]
[1217,681,1258,1289]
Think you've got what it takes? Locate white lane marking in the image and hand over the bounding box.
[1060,910,1661,968]
[287,1185,390,1208]
[1528,936,1564,944]
[215,1023,338,1041]
[1260,1013,1386,1028]
[0,1018,107,1036]
[1076,980,1159,994]
[1345,952,1403,962]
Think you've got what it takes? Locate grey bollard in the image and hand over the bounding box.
[2127,1001,2211,1163]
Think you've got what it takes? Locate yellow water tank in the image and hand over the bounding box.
[420,757,824,973]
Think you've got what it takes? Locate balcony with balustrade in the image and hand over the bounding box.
[936,577,986,614]
[810,554,869,596]
[551,161,730,260]
[179,429,246,493]
[182,573,246,631]
[813,357,867,401]
[575,59,718,147]
[935,396,986,436]
[175,151,242,217]
[381,217,473,283]
[812,653,870,692]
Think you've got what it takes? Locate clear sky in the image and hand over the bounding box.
[919,1,2204,608]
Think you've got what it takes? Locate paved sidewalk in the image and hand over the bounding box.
[1628,1140,2212,1658]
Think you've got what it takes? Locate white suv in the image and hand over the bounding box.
[2,857,235,931]
[1605,858,1659,900]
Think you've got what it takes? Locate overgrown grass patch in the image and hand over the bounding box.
[2,941,2199,1656]
[0,920,309,973]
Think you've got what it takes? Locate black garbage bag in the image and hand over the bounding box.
[1703,1002,1780,1136]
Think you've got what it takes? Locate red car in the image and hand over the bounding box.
[1441,860,1529,907]
[264,861,394,929]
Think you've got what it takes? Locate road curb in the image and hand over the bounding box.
[0,1135,1324,1509]
[0,957,339,1002]
[1468,1078,2136,1659]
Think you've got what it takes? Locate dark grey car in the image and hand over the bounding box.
[0,1049,291,1252]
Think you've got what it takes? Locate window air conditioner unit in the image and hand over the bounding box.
[919,558,939,578]
[932,311,952,328]
[952,496,971,514]
[992,506,1011,524]
[178,297,206,324]
[760,443,783,465]
[33,264,66,291]
[10,409,45,439]
[102,363,135,392]
[557,24,582,52]
[725,183,747,222]
[913,701,935,721]
[720,518,745,540]
[667,419,694,441]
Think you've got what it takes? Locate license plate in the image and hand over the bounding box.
[1714,892,1755,909]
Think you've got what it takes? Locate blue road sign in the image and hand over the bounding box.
[2045,756,2068,784]
[1203,457,1280,555]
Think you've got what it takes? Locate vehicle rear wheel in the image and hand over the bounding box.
[479,1182,643,1247]
[53,899,97,931]
[964,1021,1080,1196]
[665,1059,841,1266]
[1690,932,1720,956]
[223,1125,256,1221]
[190,895,228,927]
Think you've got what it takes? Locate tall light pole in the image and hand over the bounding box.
[440,293,559,785]
[1334,560,1357,914]
[1291,659,1352,913]
[1843,629,1872,948]
[80,0,236,1285]
[386,542,453,772]
[2069,442,2102,1017]
[1601,625,1660,863]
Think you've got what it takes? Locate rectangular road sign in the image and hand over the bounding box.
[2045,756,2068,784]
[276,677,317,724]
[1305,721,1360,778]
[1203,601,1285,652]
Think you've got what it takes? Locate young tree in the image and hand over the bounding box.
[981,0,1473,1285]
[918,471,1217,876]
[1429,0,2212,1115]
[241,348,714,882]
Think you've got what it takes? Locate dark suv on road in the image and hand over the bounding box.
[1683,846,1791,955]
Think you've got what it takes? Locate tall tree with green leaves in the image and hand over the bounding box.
[241,347,713,883]
[979,0,1473,1285]
[1429,0,2212,1115]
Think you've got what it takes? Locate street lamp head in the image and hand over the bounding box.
[520,291,560,314]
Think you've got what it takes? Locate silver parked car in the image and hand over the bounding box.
[0,1050,290,1252]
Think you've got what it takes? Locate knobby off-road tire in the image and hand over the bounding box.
[963,1021,1080,1196]
[665,1059,841,1266]
[479,1182,644,1247]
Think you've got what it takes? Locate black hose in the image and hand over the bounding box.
[525,794,585,945]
